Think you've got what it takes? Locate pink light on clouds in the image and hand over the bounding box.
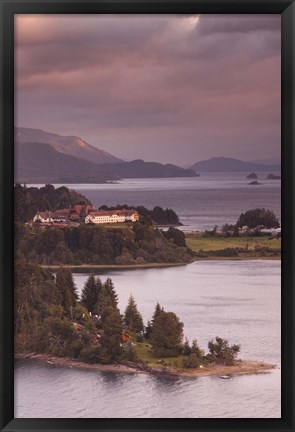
[15,14,281,165]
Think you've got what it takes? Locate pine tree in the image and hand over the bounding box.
[56,267,77,318]
[144,320,152,340]
[100,305,123,362]
[63,268,78,304]
[103,278,118,306]
[151,302,164,325]
[81,273,102,313]
[123,295,144,333]
[183,338,192,356]
[96,278,118,316]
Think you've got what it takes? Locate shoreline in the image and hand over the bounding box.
[42,262,188,271]
[15,352,276,378]
[42,255,280,272]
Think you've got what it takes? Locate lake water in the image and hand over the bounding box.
[29,172,281,231]
[15,260,281,418]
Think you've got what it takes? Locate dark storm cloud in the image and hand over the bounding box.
[15,14,281,164]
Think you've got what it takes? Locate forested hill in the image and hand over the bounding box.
[15,223,192,266]
[14,184,91,223]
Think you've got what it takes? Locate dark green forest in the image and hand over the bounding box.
[14,184,191,265]
[14,184,181,226]
[15,223,192,265]
[15,259,240,366]
[14,184,91,223]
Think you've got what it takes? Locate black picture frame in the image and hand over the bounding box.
[0,1,294,431]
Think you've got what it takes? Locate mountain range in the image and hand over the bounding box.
[15,127,280,183]
[15,127,196,183]
[190,157,281,173]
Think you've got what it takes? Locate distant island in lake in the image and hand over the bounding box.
[190,157,280,173]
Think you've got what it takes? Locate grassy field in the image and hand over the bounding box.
[134,342,186,369]
[185,234,281,253]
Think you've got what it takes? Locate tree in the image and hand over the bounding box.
[151,206,165,224]
[151,310,184,357]
[100,306,123,362]
[191,339,203,358]
[123,295,144,333]
[45,316,75,357]
[237,208,279,229]
[144,320,153,340]
[183,353,200,368]
[14,259,61,334]
[63,267,78,305]
[183,338,202,365]
[96,278,118,316]
[81,273,102,313]
[151,302,164,325]
[183,338,192,356]
[164,227,186,247]
[55,267,77,318]
[207,336,240,365]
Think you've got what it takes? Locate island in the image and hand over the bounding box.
[246,172,258,179]
[267,173,281,180]
[248,180,260,185]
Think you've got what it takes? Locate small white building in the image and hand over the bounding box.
[85,209,140,224]
[33,210,69,224]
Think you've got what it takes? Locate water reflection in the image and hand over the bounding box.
[15,260,281,418]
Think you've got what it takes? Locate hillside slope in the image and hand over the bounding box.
[15,127,122,165]
[15,142,119,183]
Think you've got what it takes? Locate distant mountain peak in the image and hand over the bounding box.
[15,126,123,165]
[15,127,197,183]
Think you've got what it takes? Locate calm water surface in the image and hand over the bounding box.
[15,260,281,418]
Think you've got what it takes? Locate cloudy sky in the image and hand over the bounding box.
[15,14,281,165]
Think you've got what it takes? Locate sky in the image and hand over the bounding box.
[15,14,281,165]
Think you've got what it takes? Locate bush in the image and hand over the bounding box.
[183,353,200,368]
[67,340,85,358]
[79,346,102,364]
[123,341,138,361]
[207,337,240,365]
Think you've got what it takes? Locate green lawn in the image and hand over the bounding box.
[134,342,186,368]
[185,235,281,253]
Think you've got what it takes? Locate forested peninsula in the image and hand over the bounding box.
[15,260,275,377]
[15,185,281,268]
[15,184,192,266]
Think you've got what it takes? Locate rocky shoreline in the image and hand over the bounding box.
[15,352,276,378]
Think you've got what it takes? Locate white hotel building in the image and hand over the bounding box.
[85,209,140,224]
